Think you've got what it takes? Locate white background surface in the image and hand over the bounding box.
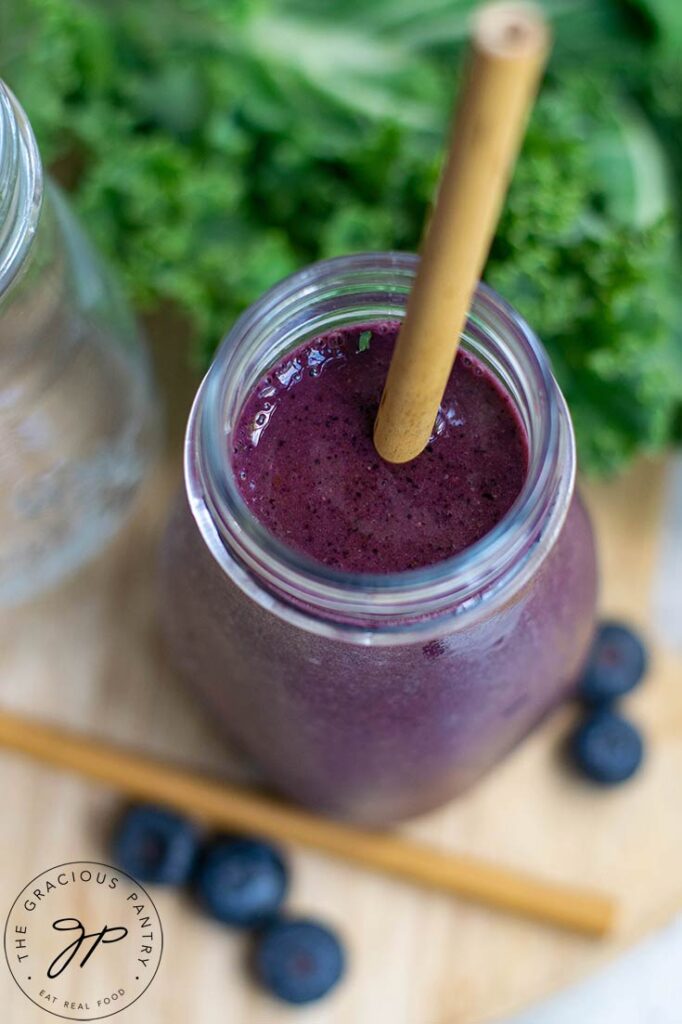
[508,917,682,1023]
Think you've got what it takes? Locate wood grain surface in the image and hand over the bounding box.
[0,323,679,1024]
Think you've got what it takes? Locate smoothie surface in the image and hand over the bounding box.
[232,321,528,573]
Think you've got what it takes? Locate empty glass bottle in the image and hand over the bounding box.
[0,81,158,605]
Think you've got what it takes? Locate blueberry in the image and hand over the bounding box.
[194,837,288,928]
[112,804,199,884]
[579,622,648,705]
[571,709,644,784]
[252,917,345,1005]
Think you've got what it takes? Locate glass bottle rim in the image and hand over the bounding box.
[186,252,575,643]
[0,82,42,299]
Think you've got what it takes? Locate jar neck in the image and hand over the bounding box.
[0,82,42,298]
[187,253,575,643]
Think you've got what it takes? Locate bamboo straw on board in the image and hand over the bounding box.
[0,708,615,937]
[374,2,550,463]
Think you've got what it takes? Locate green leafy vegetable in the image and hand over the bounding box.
[357,331,372,352]
[1,0,681,473]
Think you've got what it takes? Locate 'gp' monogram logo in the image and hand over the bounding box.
[47,919,129,979]
[5,861,162,1020]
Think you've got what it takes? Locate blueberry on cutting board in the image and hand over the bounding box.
[252,917,346,1005]
[113,804,199,884]
[571,709,644,784]
[194,837,288,928]
[579,622,648,705]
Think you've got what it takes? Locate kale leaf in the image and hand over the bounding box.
[2,0,681,473]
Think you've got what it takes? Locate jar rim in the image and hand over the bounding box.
[186,252,575,642]
[0,82,43,298]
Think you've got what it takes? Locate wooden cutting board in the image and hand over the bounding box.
[0,326,679,1024]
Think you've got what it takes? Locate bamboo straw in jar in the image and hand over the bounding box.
[374,2,550,463]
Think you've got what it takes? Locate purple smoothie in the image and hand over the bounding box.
[233,322,528,573]
[161,262,598,823]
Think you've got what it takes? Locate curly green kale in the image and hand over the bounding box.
[2,0,681,473]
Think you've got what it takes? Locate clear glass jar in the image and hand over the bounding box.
[161,253,597,822]
[0,82,158,606]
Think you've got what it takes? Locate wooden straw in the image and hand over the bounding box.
[0,709,615,936]
[374,2,550,463]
